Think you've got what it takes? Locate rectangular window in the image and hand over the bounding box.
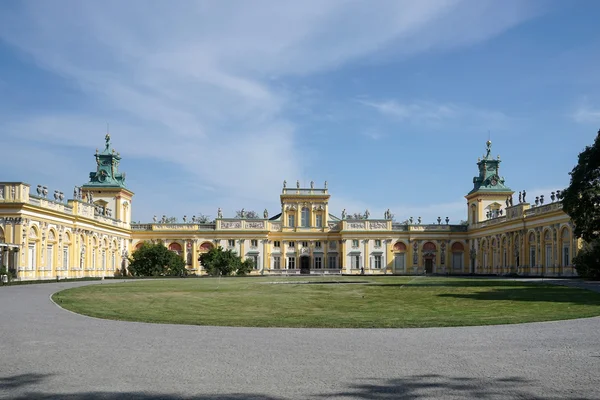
[288,214,295,227]
[352,240,359,248]
[374,239,382,248]
[563,246,569,266]
[545,245,552,268]
[101,250,106,270]
[316,214,323,228]
[63,246,69,271]
[273,241,281,248]
[351,255,361,269]
[28,244,36,270]
[373,255,382,269]
[315,241,321,249]
[288,256,296,269]
[328,256,337,269]
[301,208,309,227]
[251,239,258,247]
[273,256,281,269]
[302,241,308,248]
[315,256,322,269]
[288,241,295,248]
[530,246,536,266]
[92,249,96,270]
[329,241,337,250]
[47,245,54,270]
[228,239,235,247]
[249,255,259,269]
[112,252,116,270]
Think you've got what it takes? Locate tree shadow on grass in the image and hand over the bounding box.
[316,374,593,399]
[437,287,600,305]
[2,373,594,400]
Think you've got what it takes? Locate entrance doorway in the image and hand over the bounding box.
[424,258,433,274]
[300,256,310,274]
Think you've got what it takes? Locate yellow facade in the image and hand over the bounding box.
[0,138,576,281]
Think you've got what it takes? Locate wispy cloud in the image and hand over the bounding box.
[359,99,510,130]
[0,1,541,219]
[572,104,600,124]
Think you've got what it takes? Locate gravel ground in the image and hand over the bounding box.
[1,279,599,399]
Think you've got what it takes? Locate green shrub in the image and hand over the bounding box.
[574,240,600,280]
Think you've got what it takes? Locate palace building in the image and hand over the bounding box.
[0,135,576,281]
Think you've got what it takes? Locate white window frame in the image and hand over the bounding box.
[63,246,69,271]
[273,256,281,269]
[314,256,322,269]
[315,214,323,228]
[301,208,309,227]
[373,255,382,269]
[47,244,54,271]
[328,256,337,269]
[28,244,36,271]
[288,256,296,269]
[288,214,295,227]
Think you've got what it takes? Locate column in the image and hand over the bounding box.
[192,240,199,273]
[262,239,268,273]
[341,239,348,273]
[363,239,369,273]
[323,240,328,270]
[239,239,245,261]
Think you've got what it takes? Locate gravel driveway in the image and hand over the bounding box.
[1,280,599,399]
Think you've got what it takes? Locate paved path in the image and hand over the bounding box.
[1,280,600,399]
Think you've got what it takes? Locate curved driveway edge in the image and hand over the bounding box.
[1,280,600,399]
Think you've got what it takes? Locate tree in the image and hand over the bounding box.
[199,246,255,276]
[128,242,186,277]
[562,129,600,279]
[561,129,600,242]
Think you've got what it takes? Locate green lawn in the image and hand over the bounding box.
[52,276,600,328]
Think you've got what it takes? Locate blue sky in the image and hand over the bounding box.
[1,0,599,224]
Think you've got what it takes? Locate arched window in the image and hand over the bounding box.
[169,242,183,256]
[393,242,407,252]
[301,207,310,227]
[423,242,436,252]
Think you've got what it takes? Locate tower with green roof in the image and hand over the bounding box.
[465,140,514,225]
[80,134,134,224]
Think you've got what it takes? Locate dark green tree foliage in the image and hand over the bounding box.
[561,129,600,242]
[199,246,254,276]
[128,242,186,277]
[562,129,600,279]
[572,241,600,280]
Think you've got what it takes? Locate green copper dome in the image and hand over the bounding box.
[468,140,511,195]
[82,134,127,189]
